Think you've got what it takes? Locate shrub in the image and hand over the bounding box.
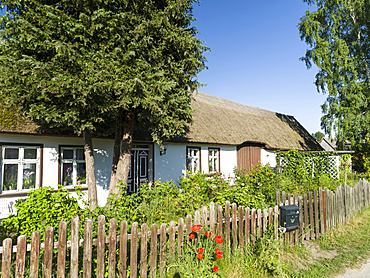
[1,186,89,242]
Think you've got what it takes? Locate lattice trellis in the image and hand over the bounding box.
[279,155,339,179]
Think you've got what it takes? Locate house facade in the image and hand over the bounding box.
[0,92,323,218]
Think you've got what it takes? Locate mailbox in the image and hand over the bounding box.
[280,204,300,232]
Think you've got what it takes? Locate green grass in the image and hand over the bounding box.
[287,206,370,277]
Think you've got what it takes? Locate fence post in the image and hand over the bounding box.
[131,222,139,278]
[44,226,54,278]
[83,220,93,278]
[149,223,157,278]
[70,216,79,278]
[1,238,12,278]
[120,220,128,278]
[29,231,40,278]
[108,218,117,278]
[15,235,26,278]
[97,215,106,278]
[57,221,67,278]
[140,223,148,278]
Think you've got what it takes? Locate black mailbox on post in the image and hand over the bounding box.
[280,204,300,232]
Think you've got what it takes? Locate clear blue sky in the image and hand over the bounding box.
[192,0,326,135]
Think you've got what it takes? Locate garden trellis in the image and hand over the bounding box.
[277,151,340,179]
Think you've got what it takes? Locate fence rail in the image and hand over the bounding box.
[1,179,370,277]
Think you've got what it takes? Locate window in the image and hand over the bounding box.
[186,147,201,172]
[208,148,220,173]
[1,146,41,193]
[60,147,86,186]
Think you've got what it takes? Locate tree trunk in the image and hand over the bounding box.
[83,128,98,211]
[107,111,135,198]
[108,116,122,197]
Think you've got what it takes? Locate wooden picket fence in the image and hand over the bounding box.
[1,179,370,277]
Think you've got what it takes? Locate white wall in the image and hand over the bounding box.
[261,149,277,167]
[0,134,240,211]
[0,134,113,206]
[154,143,237,183]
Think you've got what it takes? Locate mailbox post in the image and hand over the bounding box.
[279,204,300,232]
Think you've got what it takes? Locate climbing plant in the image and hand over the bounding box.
[276,150,339,183]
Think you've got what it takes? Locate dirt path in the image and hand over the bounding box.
[333,258,370,278]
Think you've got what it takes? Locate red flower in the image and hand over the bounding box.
[197,248,204,254]
[205,231,211,237]
[191,225,201,232]
[213,266,219,272]
[197,253,204,260]
[215,248,220,254]
[216,252,223,259]
[214,235,224,244]
[189,233,195,240]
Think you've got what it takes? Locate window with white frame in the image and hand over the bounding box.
[186,147,201,172]
[1,146,41,193]
[60,147,86,186]
[208,148,220,173]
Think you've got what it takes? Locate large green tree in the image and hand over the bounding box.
[298,0,370,147]
[0,0,207,204]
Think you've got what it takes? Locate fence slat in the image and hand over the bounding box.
[169,221,176,258]
[210,202,216,235]
[294,194,299,244]
[274,205,278,240]
[120,221,128,278]
[232,203,237,250]
[130,222,138,278]
[251,209,256,244]
[29,231,40,278]
[57,221,67,278]
[150,224,157,278]
[303,194,309,240]
[217,205,223,236]
[319,187,325,237]
[263,209,268,234]
[108,218,117,278]
[83,220,93,278]
[313,190,320,239]
[2,238,12,278]
[202,206,208,231]
[160,223,166,277]
[70,216,79,278]
[140,223,148,278]
[309,192,314,240]
[178,218,184,256]
[97,215,106,278]
[225,201,231,247]
[257,209,262,238]
[298,197,304,243]
[44,226,54,278]
[15,235,26,278]
[245,207,250,245]
[238,206,244,249]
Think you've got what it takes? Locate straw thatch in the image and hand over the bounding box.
[0,91,322,151]
[174,92,323,151]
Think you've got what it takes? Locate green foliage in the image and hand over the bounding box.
[312,131,325,142]
[353,134,370,177]
[0,0,208,143]
[276,150,339,193]
[298,0,370,148]
[0,186,89,242]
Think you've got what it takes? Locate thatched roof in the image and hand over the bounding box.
[174,92,323,151]
[0,91,322,151]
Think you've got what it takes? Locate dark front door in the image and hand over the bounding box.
[128,146,149,193]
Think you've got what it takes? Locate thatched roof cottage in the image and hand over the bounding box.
[0,92,322,215]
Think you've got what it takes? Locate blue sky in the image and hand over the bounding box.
[192,0,326,135]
